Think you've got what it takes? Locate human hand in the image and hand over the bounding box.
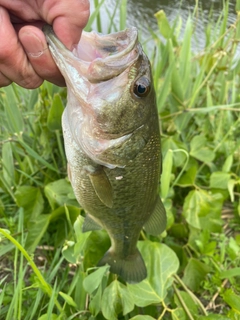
[0,0,90,88]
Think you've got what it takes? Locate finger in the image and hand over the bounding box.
[0,7,43,89]
[19,26,65,86]
[0,71,12,87]
[41,0,90,48]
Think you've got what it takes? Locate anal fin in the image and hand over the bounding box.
[82,214,102,233]
[144,196,166,236]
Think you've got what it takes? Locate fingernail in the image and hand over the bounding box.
[21,32,47,58]
[28,49,48,58]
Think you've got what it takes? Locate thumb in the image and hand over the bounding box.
[19,26,66,86]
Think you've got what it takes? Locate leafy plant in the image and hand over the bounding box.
[1,0,240,319]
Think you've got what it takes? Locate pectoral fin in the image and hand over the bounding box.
[86,165,113,208]
[144,197,166,236]
[82,214,102,232]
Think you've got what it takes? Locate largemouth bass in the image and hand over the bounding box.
[43,25,166,283]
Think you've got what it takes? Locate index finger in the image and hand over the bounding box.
[0,6,43,88]
[41,0,90,49]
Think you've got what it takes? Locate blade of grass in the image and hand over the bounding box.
[0,228,63,314]
[85,0,105,32]
[120,0,127,30]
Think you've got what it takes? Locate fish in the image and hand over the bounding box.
[43,25,166,284]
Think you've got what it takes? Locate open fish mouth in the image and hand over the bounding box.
[43,25,140,83]
[43,25,149,167]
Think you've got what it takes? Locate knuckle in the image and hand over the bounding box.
[14,62,44,89]
[0,80,12,88]
[0,72,12,88]
[0,45,13,62]
[20,74,43,89]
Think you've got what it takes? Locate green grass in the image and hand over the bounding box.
[1,0,240,319]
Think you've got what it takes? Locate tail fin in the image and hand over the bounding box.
[98,249,147,284]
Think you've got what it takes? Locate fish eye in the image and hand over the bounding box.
[133,77,151,98]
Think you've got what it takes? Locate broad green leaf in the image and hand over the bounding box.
[74,270,87,310]
[182,258,211,292]
[116,281,134,315]
[194,229,217,256]
[171,308,186,320]
[101,280,134,320]
[161,149,173,199]
[198,192,223,233]
[220,267,240,279]
[73,215,85,241]
[190,135,215,163]
[227,310,240,320]
[62,241,77,264]
[25,205,79,253]
[25,214,51,252]
[83,230,111,270]
[138,241,179,300]
[50,205,79,223]
[174,290,198,318]
[182,189,223,232]
[50,206,80,246]
[182,190,201,229]
[83,266,110,295]
[15,186,44,222]
[226,237,240,261]
[177,166,197,187]
[210,171,231,190]
[44,179,78,210]
[222,155,233,172]
[0,242,14,256]
[228,179,236,202]
[89,283,103,316]
[84,265,109,317]
[174,112,193,133]
[59,291,77,307]
[169,223,189,240]
[47,94,64,131]
[222,289,240,314]
[162,137,188,167]
[236,1,240,13]
[127,280,161,307]
[73,216,92,257]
